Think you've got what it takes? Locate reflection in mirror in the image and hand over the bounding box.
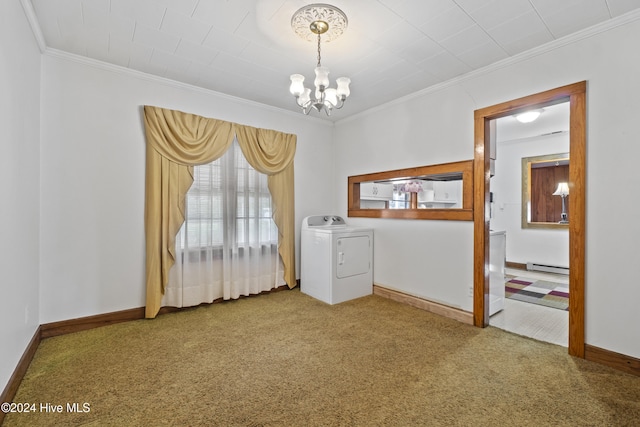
[348,160,473,221]
[359,174,463,210]
[522,153,569,229]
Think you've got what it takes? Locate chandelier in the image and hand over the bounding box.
[289,4,351,116]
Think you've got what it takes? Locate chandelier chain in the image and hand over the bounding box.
[316,33,322,67]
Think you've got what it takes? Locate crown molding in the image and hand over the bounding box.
[20,0,640,128]
[20,2,329,126]
[336,8,640,126]
[43,48,333,127]
[20,0,46,53]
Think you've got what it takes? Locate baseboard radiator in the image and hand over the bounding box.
[526,262,569,275]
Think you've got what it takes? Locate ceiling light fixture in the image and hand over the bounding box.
[289,4,351,116]
[515,109,543,123]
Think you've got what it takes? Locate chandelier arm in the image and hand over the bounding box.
[295,96,306,109]
[302,103,313,115]
[294,95,313,111]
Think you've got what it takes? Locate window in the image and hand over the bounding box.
[167,139,285,306]
[180,140,278,252]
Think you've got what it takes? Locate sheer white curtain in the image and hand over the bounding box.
[162,139,285,308]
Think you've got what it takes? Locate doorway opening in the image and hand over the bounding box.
[473,82,586,358]
[488,101,570,346]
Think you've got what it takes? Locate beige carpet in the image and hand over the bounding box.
[4,289,640,426]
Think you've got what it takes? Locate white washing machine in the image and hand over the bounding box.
[301,215,373,304]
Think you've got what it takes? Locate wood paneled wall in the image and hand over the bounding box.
[531,164,569,222]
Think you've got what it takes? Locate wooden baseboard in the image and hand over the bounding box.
[374,285,474,325]
[505,261,527,270]
[0,326,41,426]
[40,285,294,339]
[40,307,146,339]
[585,344,640,377]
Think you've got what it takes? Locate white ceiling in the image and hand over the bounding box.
[27,0,640,121]
[496,102,570,144]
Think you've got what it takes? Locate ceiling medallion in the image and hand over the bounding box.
[290,3,348,43]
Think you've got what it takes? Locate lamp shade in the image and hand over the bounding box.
[336,77,351,98]
[324,88,338,107]
[289,74,305,96]
[314,66,330,89]
[298,88,311,106]
[401,181,423,193]
[552,182,569,196]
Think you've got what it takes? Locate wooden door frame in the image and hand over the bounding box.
[473,81,586,358]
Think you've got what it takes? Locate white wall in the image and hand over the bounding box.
[335,15,640,358]
[335,85,477,311]
[0,0,41,393]
[38,54,334,324]
[490,132,570,267]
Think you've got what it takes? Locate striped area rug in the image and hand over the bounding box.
[505,277,569,311]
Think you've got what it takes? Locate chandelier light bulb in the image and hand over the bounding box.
[336,77,351,98]
[314,66,330,89]
[289,74,305,96]
[325,88,338,106]
[298,88,311,107]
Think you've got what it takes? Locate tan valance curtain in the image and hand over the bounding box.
[143,106,297,318]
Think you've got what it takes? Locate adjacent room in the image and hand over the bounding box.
[2,1,640,425]
[489,102,570,346]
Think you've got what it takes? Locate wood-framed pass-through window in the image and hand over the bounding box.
[348,160,473,221]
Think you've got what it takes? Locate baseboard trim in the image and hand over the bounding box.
[40,307,146,339]
[585,344,640,377]
[0,326,41,426]
[505,261,527,270]
[374,285,474,325]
